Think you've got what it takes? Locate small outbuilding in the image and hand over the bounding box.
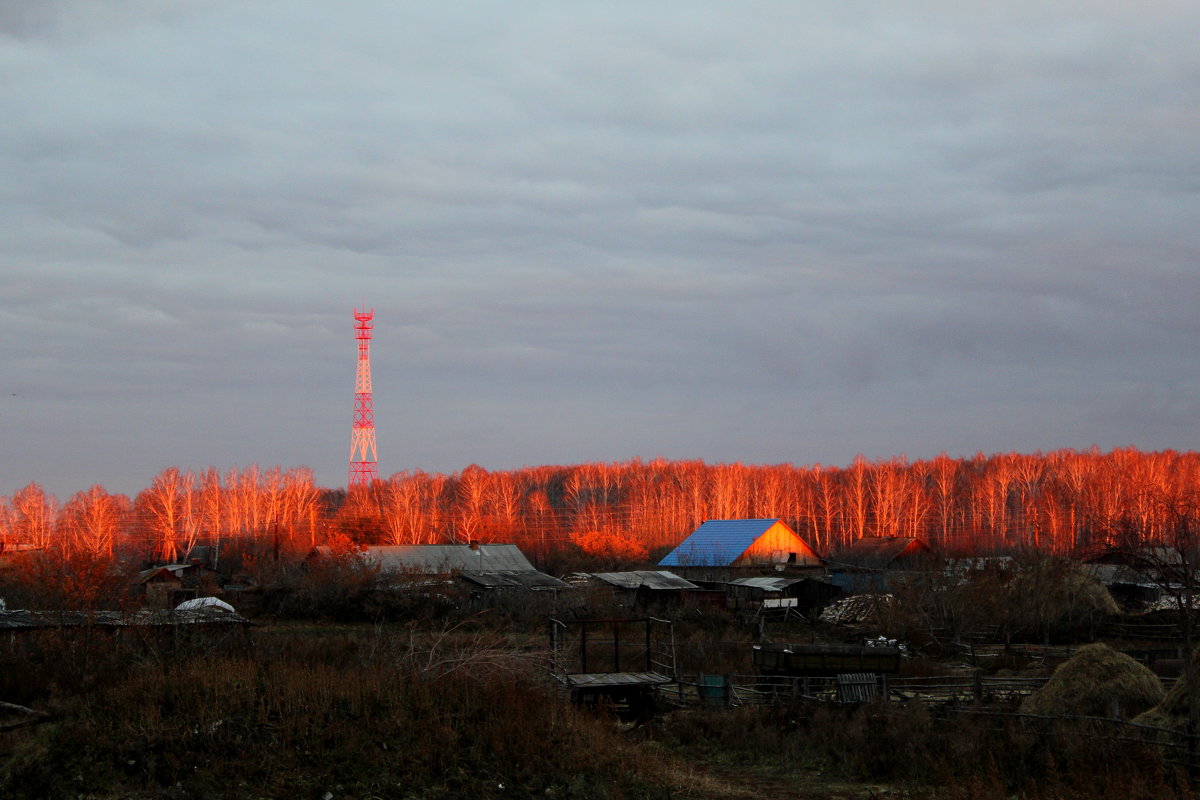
[723,576,843,615]
[574,570,720,609]
[657,519,821,570]
[1082,563,1164,609]
[135,562,224,608]
[1083,547,1180,608]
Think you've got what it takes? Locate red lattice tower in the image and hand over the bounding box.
[348,307,379,487]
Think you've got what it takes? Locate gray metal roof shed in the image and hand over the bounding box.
[310,544,538,574]
[587,570,700,591]
[459,570,568,590]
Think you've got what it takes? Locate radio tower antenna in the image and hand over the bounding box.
[348,306,378,487]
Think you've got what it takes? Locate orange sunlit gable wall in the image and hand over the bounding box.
[734,521,821,566]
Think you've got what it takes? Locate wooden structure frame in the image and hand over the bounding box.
[549,617,676,718]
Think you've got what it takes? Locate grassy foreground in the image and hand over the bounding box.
[0,623,678,799]
[3,622,1200,799]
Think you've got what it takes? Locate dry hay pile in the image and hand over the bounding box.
[1007,561,1121,617]
[1062,568,1122,616]
[818,594,894,625]
[1019,642,1163,720]
[1134,647,1200,731]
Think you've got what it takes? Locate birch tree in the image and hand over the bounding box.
[10,483,59,551]
[61,485,129,560]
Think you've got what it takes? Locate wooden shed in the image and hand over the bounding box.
[723,576,843,615]
[576,570,722,609]
[135,563,224,608]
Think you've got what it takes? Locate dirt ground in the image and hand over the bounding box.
[675,762,908,800]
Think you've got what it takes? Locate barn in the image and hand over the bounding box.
[830,535,935,593]
[657,518,821,569]
[836,535,933,570]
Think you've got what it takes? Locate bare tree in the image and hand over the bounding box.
[9,483,58,551]
[61,485,129,560]
[136,466,194,562]
[844,455,871,541]
[0,498,12,550]
[280,467,321,550]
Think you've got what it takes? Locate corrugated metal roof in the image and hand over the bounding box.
[725,576,806,592]
[657,519,782,567]
[356,544,537,574]
[588,570,700,591]
[459,570,568,590]
[0,608,249,630]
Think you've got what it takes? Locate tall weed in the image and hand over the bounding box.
[0,627,673,799]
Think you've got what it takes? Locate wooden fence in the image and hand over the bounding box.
[657,674,1200,774]
[949,707,1200,774]
[659,672,1052,707]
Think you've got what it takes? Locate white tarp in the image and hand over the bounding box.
[175,597,236,613]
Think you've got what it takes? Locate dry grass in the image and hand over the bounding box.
[651,696,1193,800]
[1019,642,1164,719]
[0,625,686,799]
[1134,645,1200,734]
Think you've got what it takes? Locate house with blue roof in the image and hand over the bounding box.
[658,519,821,569]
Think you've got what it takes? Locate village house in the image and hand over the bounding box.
[307,542,566,597]
[134,562,224,608]
[657,519,822,582]
[829,535,935,593]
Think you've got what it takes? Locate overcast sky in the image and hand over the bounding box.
[2,1,1198,500]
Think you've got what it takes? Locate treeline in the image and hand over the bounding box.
[2,448,1199,567]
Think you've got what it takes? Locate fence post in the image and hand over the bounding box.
[612,620,620,673]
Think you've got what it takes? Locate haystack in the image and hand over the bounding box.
[1019,643,1163,719]
[1134,646,1200,731]
[1065,569,1121,616]
[1007,561,1121,616]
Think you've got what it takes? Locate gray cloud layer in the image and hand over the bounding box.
[2,1,1198,498]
